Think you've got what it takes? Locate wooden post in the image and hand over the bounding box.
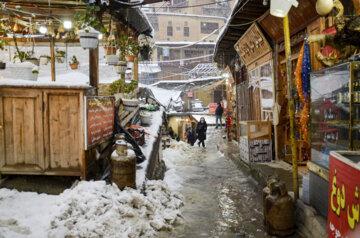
[134,56,138,86]
[226,81,232,141]
[284,15,298,200]
[89,47,99,95]
[50,37,56,82]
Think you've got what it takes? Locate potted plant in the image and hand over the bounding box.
[74,5,106,49]
[104,39,117,55]
[69,55,79,70]
[55,48,66,63]
[23,51,40,66]
[125,39,138,63]
[40,55,51,65]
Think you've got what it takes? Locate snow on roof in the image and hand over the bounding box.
[152,76,222,86]
[140,85,182,108]
[155,41,216,46]
[146,12,226,20]
[189,63,219,77]
[138,63,161,74]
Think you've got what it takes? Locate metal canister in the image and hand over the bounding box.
[265,181,295,236]
[115,140,128,156]
[111,144,136,190]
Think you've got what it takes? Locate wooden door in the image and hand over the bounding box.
[0,89,44,172]
[44,91,84,174]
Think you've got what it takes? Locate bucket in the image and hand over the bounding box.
[111,149,136,189]
[140,111,152,126]
[270,0,298,17]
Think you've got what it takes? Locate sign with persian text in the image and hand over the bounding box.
[328,152,360,238]
[85,96,114,150]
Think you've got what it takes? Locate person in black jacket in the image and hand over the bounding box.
[215,102,224,129]
[196,117,207,147]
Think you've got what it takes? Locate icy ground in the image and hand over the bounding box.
[160,127,303,238]
[0,180,183,238]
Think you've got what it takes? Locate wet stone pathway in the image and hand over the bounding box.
[160,127,302,238]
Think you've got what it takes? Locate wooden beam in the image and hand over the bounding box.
[50,37,55,82]
[89,47,99,95]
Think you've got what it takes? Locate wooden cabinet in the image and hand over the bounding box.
[0,89,44,172]
[0,86,92,178]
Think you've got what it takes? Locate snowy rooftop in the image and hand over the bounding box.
[189,63,219,77]
[145,12,226,20]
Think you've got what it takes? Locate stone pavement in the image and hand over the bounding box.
[220,139,327,238]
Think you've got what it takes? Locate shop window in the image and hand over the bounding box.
[249,61,274,120]
[184,26,189,37]
[200,22,219,34]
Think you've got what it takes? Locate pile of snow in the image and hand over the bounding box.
[0,180,183,238]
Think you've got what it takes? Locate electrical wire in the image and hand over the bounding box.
[140,0,231,9]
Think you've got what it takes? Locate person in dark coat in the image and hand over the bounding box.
[215,102,224,129]
[186,125,196,146]
[196,117,207,147]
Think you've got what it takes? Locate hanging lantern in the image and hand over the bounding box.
[55,32,61,39]
[57,24,64,33]
[13,22,19,32]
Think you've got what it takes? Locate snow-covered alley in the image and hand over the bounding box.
[0,126,304,238]
[160,127,303,238]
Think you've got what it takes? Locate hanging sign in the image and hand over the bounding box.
[85,96,115,150]
[187,91,193,97]
[209,103,217,114]
[327,151,360,238]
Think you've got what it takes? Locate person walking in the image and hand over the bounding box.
[196,117,207,147]
[186,125,196,146]
[215,102,224,129]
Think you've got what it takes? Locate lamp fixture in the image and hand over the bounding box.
[63,20,72,29]
[39,26,47,34]
[98,34,103,40]
[270,0,298,18]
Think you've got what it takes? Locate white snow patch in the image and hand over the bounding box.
[0,180,183,238]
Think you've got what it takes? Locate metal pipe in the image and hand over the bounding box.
[283,15,298,200]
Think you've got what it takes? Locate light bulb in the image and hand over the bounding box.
[63,20,72,29]
[39,26,47,34]
[98,34,103,40]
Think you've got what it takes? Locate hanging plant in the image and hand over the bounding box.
[55,48,66,63]
[138,34,153,61]
[104,39,117,55]
[74,4,107,49]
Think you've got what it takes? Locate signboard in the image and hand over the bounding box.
[328,152,360,238]
[209,103,217,114]
[187,91,193,98]
[85,96,115,150]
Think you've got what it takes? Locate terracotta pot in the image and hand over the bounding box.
[104,46,117,55]
[69,62,79,70]
[125,55,136,62]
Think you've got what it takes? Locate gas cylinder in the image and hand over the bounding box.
[265,181,295,236]
[263,177,279,225]
[111,141,136,189]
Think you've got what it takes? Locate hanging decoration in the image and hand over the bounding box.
[294,42,305,103]
[301,38,311,102]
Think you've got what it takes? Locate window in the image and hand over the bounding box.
[176,26,180,31]
[149,17,158,32]
[249,61,274,120]
[200,22,219,34]
[184,26,189,37]
[167,26,173,36]
[184,21,188,27]
[168,21,172,26]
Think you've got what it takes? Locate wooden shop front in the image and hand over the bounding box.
[0,84,102,179]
